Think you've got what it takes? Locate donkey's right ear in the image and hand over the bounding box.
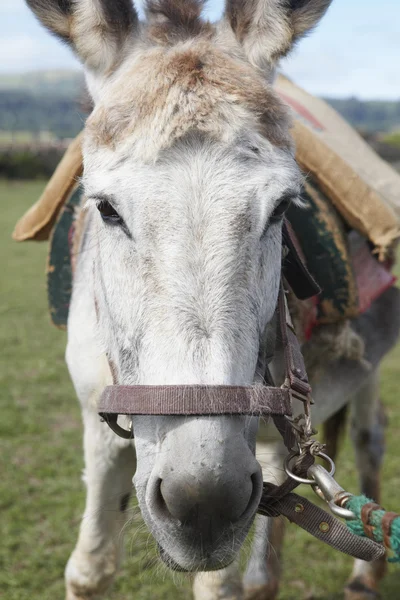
[224,0,332,72]
[25,0,139,76]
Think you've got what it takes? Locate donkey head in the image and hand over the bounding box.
[27,0,331,571]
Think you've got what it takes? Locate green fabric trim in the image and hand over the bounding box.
[346,495,400,563]
[47,186,82,329]
[287,177,358,323]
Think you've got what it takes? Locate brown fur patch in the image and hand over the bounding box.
[225,0,257,44]
[86,39,292,156]
[146,0,212,44]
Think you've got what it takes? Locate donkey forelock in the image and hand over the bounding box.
[86,39,292,161]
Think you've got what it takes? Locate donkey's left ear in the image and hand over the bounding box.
[25,0,139,76]
[224,0,332,70]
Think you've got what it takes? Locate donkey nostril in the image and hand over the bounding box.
[244,470,263,518]
[153,478,172,520]
[155,468,262,526]
[159,477,204,522]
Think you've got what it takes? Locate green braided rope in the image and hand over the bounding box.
[346,495,400,563]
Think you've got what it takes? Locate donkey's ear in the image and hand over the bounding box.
[25,0,139,75]
[224,0,332,70]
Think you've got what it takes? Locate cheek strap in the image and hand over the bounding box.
[282,218,321,300]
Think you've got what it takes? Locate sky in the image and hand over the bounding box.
[0,0,399,99]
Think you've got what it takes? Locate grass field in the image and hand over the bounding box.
[0,131,57,145]
[1,180,399,600]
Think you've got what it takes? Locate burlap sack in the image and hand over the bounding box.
[275,74,400,258]
[12,132,84,241]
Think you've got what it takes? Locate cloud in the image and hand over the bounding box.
[0,34,77,73]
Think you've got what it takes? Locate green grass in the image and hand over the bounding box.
[383,131,400,149]
[0,131,57,144]
[1,180,399,599]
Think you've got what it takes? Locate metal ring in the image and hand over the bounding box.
[284,451,336,485]
[100,413,134,439]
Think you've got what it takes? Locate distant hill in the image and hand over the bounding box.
[0,70,399,139]
[326,97,400,134]
[0,70,84,98]
[0,71,86,139]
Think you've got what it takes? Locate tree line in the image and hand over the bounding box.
[0,89,399,179]
[1,90,400,140]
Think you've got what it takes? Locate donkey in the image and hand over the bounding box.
[25,1,400,599]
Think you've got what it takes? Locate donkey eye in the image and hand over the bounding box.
[97,200,122,224]
[270,196,293,223]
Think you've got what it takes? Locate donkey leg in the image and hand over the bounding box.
[345,369,387,600]
[242,515,285,600]
[65,408,136,600]
[64,260,137,599]
[243,439,287,600]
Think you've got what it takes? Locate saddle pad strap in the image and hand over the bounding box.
[282,218,321,300]
[98,384,292,417]
[278,281,312,398]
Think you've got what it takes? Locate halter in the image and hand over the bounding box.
[97,220,386,563]
[98,220,317,441]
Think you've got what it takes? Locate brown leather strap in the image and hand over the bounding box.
[98,384,292,417]
[259,452,315,510]
[282,219,321,301]
[361,502,381,539]
[271,414,296,452]
[278,281,312,398]
[381,511,399,549]
[258,487,385,562]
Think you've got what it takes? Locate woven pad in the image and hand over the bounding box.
[47,187,83,329]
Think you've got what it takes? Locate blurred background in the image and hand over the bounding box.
[0,1,399,599]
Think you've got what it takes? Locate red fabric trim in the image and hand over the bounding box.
[276,91,325,132]
[304,296,319,341]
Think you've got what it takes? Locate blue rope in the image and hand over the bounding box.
[346,495,400,563]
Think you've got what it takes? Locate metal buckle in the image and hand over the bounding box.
[288,388,311,404]
[308,464,356,520]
